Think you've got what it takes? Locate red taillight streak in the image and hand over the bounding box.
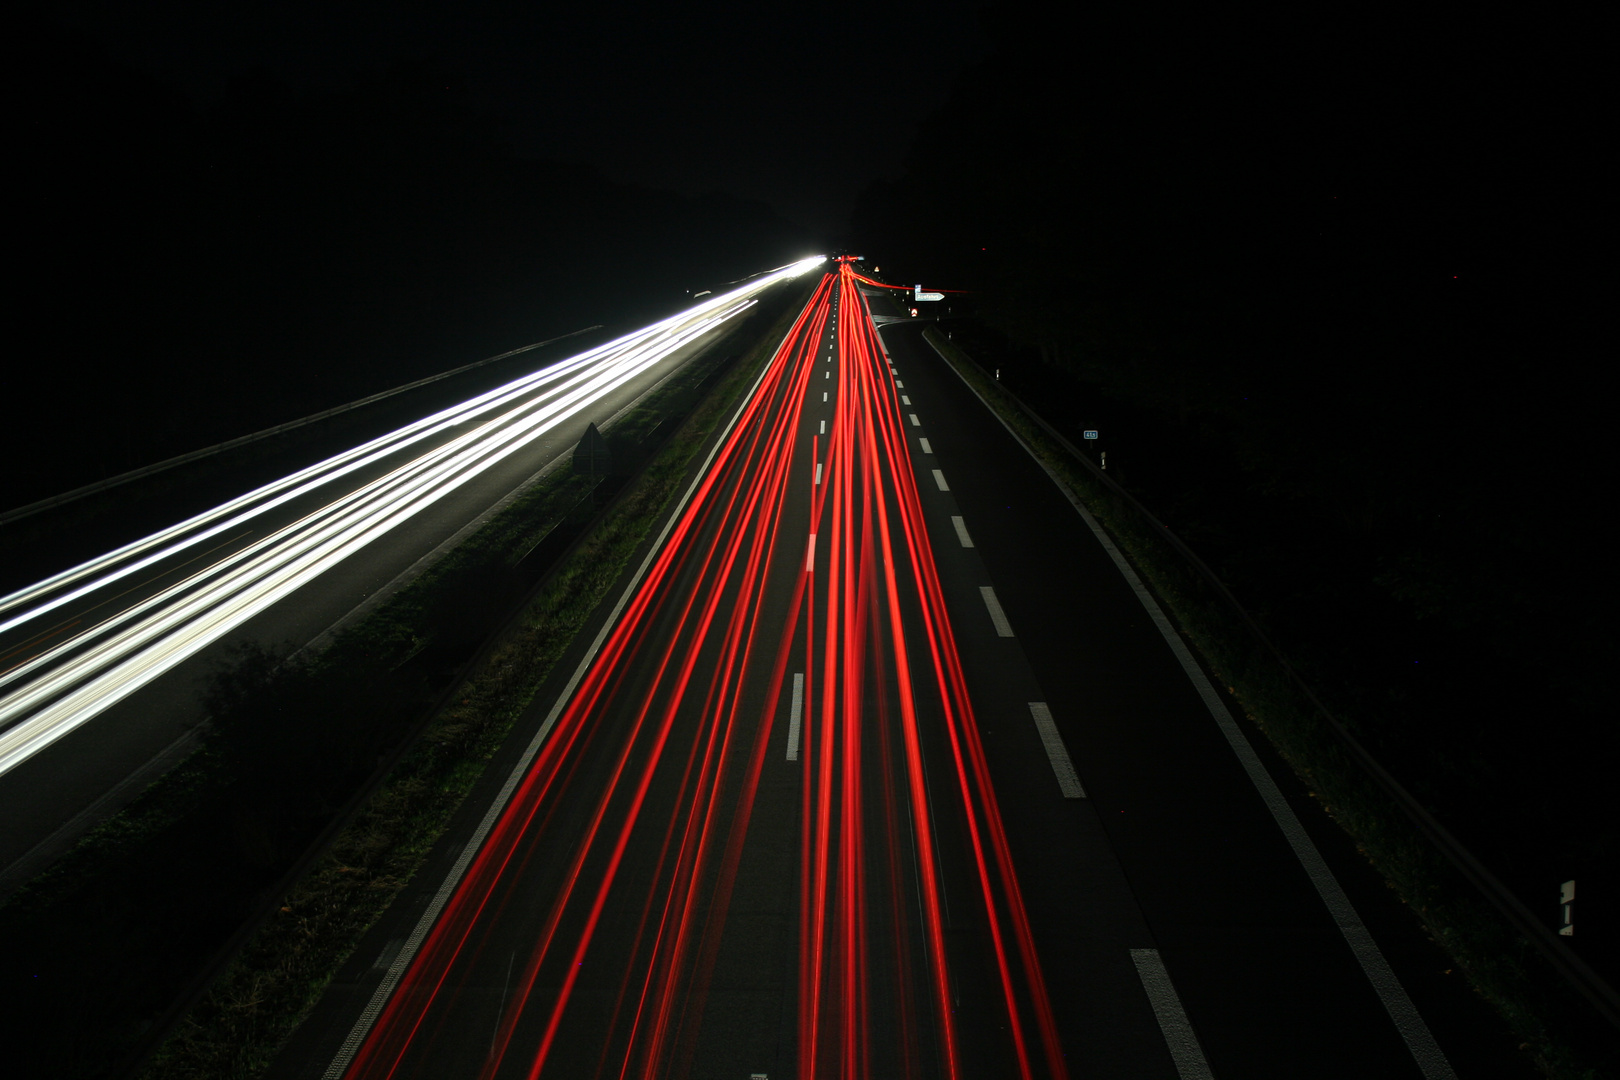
[801,266,965,1078]
[519,284,832,1078]
[801,273,858,1079]
[351,275,835,1079]
[617,288,830,1078]
[632,393,809,1076]
[853,274,1069,1079]
[855,290,1034,1075]
[849,319,961,1080]
[658,572,811,1080]
[350,265,1069,1080]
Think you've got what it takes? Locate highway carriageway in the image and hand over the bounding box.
[271,261,1516,1078]
[0,255,824,890]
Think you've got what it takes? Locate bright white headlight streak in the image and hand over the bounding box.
[2,311,722,702]
[0,256,825,776]
[0,256,824,631]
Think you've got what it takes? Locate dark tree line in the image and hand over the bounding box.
[854,5,1614,974]
[7,14,814,511]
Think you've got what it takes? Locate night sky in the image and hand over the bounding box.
[53,0,987,236]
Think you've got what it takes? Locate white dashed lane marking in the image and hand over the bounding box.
[1132,949,1213,1079]
[979,586,1014,637]
[786,673,804,761]
[951,515,973,547]
[1028,702,1085,798]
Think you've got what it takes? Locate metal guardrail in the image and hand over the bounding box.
[923,327,1620,1030]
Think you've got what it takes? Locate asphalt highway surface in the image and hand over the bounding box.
[0,258,823,888]
[272,265,1528,1078]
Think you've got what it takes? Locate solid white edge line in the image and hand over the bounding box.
[926,333,1458,1080]
[979,585,1014,637]
[932,469,950,492]
[787,672,804,761]
[1130,948,1213,1080]
[1028,702,1085,798]
[320,300,797,1080]
[951,515,974,548]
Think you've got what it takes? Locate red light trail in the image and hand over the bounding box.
[339,264,1067,1079]
[845,271,968,293]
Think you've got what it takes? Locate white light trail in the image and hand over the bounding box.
[0,256,824,776]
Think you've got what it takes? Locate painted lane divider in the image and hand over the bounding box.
[1028,702,1085,798]
[895,380,904,388]
[919,437,933,454]
[823,392,828,402]
[932,470,950,492]
[786,673,804,761]
[909,414,921,427]
[951,515,974,548]
[1131,949,1213,1079]
[814,463,822,486]
[980,585,1014,637]
[819,420,826,434]
[902,395,912,405]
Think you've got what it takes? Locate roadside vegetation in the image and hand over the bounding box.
[0,278,814,1080]
[922,324,1615,1079]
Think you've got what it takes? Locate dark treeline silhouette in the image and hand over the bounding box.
[8,15,815,511]
[855,4,1614,988]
